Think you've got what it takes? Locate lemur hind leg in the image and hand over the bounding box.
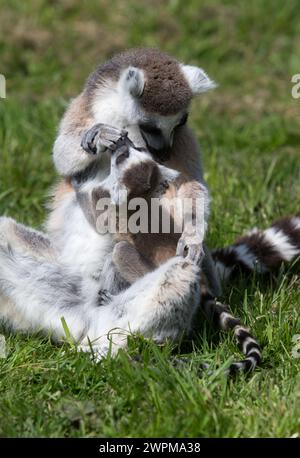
[79,255,201,358]
[0,227,89,339]
[0,216,57,261]
[0,217,58,331]
[0,225,200,357]
[201,292,262,375]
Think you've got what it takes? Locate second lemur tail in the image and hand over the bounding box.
[212,213,300,281]
[201,293,262,375]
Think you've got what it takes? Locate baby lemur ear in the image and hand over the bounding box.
[180,65,216,94]
[120,66,145,98]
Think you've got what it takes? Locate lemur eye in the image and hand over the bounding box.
[139,122,161,136]
[177,113,189,128]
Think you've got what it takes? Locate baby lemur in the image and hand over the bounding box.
[73,132,262,374]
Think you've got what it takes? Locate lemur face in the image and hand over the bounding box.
[118,64,215,161]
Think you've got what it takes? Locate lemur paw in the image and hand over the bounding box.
[97,288,113,306]
[81,124,127,155]
[176,234,204,265]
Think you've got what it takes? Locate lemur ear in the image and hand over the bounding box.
[120,67,145,98]
[181,65,216,94]
[157,164,180,184]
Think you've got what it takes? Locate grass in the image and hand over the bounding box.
[0,0,300,438]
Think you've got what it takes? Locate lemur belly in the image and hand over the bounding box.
[47,181,113,279]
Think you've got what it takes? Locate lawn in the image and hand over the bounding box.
[0,0,299,438]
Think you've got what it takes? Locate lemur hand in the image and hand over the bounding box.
[81,123,127,155]
[176,233,204,265]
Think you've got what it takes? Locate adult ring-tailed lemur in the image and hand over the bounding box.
[0,131,263,374]
[51,48,300,295]
[0,48,299,373]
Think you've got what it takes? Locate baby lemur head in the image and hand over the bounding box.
[109,134,178,201]
[84,48,216,160]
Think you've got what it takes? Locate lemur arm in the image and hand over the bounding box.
[53,94,124,177]
[163,127,220,291]
[175,176,209,262]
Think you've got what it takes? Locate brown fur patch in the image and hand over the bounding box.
[130,232,179,267]
[61,93,94,134]
[85,48,192,115]
[112,240,154,283]
[122,160,160,197]
[92,186,111,208]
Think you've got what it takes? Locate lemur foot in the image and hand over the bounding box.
[81,123,127,155]
[97,288,113,306]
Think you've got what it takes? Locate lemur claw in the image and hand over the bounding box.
[81,123,127,155]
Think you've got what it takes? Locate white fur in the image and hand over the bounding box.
[180,65,216,94]
[53,126,99,177]
[0,233,200,357]
[220,311,234,330]
[92,81,143,139]
[263,227,299,261]
[292,216,300,231]
[119,67,145,98]
[47,183,113,279]
[242,336,258,354]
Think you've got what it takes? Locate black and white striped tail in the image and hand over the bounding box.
[201,294,262,375]
[212,213,300,282]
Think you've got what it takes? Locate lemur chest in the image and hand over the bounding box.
[47,180,113,278]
